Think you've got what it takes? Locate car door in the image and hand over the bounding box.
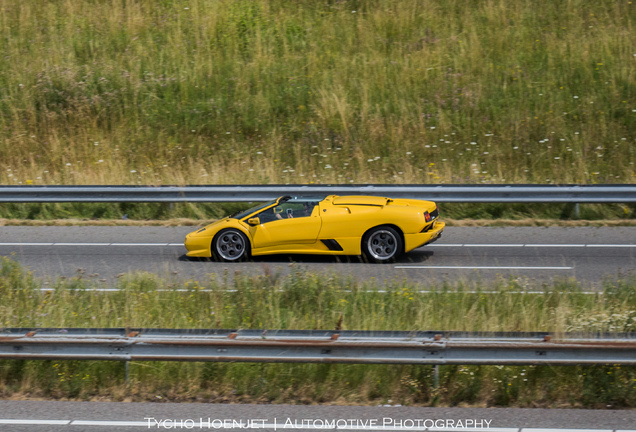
[249,202,321,249]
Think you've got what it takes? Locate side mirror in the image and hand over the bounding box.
[248,217,260,226]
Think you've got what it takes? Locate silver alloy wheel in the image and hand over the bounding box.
[215,230,246,261]
[366,229,398,260]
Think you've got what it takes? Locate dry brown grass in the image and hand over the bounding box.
[0,218,204,227]
[0,0,634,188]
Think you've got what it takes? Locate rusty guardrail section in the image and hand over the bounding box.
[1,329,636,365]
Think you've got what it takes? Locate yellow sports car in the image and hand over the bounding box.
[184,195,444,263]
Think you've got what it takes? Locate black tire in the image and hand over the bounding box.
[212,229,250,262]
[362,226,403,263]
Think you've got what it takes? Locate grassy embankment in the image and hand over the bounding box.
[0,0,635,220]
[1,257,636,406]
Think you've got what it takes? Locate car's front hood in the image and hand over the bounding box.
[202,216,231,231]
[187,217,231,237]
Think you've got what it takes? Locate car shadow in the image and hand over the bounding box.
[179,249,434,265]
[179,255,208,262]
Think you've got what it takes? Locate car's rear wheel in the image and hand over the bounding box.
[362,226,403,263]
[213,229,250,262]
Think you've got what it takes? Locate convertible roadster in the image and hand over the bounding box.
[184,195,444,263]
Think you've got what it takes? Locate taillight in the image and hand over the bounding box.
[424,211,431,222]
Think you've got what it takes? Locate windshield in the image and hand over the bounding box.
[229,200,277,220]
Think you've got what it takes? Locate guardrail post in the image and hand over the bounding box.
[574,203,580,219]
[433,365,439,389]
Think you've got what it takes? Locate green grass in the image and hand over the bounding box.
[0,201,634,222]
[0,0,634,188]
[1,257,636,406]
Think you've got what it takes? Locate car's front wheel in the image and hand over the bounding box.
[362,226,403,263]
[212,229,250,262]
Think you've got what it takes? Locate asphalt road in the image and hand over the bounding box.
[1,227,635,430]
[0,226,634,288]
[1,401,636,431]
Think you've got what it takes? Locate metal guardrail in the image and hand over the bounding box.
[1,184,636,203]
[2,328,636,365]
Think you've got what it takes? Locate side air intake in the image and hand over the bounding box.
[321,239,344,251]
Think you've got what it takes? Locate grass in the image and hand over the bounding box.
[1,1,635,401]
[0,201,634,222]
[1,257,636,406]
[0,0,634,188]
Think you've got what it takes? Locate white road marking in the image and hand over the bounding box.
[0,242,634,248]
[0,419,70,425]
[116,243,171,246]
[371,290,599,295]
[429,244,636,248]
[430,429,516,432]
[463,244,525,247]
[37,288,221,292]
[53,243,111,246]
[586,244,636,248]
[36,287,602,294]
[524,244,586,248]
[0,242,182,247]
[521,429,613,432]
[0,418,632,431]
[431,428,514,431]
[395,266,573,270]
[1,243,54,246]
[71,420,149,426]
[36,286,602,294]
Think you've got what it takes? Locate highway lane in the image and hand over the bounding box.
[1,229,635,432]
[0,226,634,288]
[1,401,636,431]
